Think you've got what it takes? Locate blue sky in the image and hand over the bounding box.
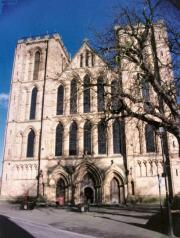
[0,0,179,174]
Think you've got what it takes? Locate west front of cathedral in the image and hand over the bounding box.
[1,31,180,205]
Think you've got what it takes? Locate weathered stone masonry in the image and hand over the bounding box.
[1,32,180,204]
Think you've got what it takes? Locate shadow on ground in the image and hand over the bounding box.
[93,207,180,237]
[123,210,180,237]
[145,210,180,237]
[0,215,34,238]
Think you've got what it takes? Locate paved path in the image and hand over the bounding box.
[0,202,168,238]
[6,215,96,238]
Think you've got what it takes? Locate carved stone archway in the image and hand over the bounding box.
[74,161,102,204]
[103,169,125,204]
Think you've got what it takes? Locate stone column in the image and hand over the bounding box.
[91,78,97,113]
[92,123,98,156]
[63,122,69,156]
[35,130,40,159]
[20,88,28,121]
[28,51,33,82]
[36,85,42,121]
[64,82,70,116]
[78,83,83,114]
[107,121,113,156]
[22,134,27,158]
[78,121,84,156]
[25,89,31,121]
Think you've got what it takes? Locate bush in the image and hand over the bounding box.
[141,196,160,204]
[127,195,139,204]
[34,195,48,207]
[127,195,164,204]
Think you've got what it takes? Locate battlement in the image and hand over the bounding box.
[18,33,60,43]
[17,32,70,60]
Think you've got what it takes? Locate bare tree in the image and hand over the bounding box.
[93,0,180,156]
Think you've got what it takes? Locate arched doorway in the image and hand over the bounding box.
[75,162,102,204]
[81,173,95,204]
[84,187,94,204]
[56,178,66,205]
[110,177,120,203]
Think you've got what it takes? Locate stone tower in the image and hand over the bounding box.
[1,34,70,198]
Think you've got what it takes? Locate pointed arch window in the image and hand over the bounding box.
[83,75,91,113]
[30,87,38,120]
[27,129,35,157]
[111,80,121,111]
[97,77,105,112]
[33,51,40,81]
[70,79,77,114]
[142,79,150,101]
[145,124,156,152]
[141,77,151,111]
[113,119,122,154]
[84,120,92,155]
[98,120,107,154]
[57,85,64,115]
[55,123,64,156]
[69,121,78,155]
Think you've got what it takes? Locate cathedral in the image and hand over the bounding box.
[1,29,180,205]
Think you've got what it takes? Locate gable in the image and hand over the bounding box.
[66,41,107,70]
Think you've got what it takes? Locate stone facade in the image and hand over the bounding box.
[1,31,180,204]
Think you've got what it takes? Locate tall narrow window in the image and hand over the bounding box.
[80,54,83,67]
[141,78,151,111]
[30,87,38,120]
[83,75,90,113]
[85,50,89,67]
[111,80,121,111]
[69,121,78,155]
[55,123,64,156]
[98,120,107,154]
[113,119,122,154]
[33,51,40,80]
[84,120,92,155]
[145,124,156,152]
[70,79,77,114]
[57,85,64,115]
[97,77,105,112]
[27,129,35,157]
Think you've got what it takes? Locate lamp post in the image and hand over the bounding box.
[157,127,174,237]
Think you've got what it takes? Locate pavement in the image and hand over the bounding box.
[0,202,169,238]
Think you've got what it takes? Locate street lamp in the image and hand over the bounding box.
[157,127,174,237]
